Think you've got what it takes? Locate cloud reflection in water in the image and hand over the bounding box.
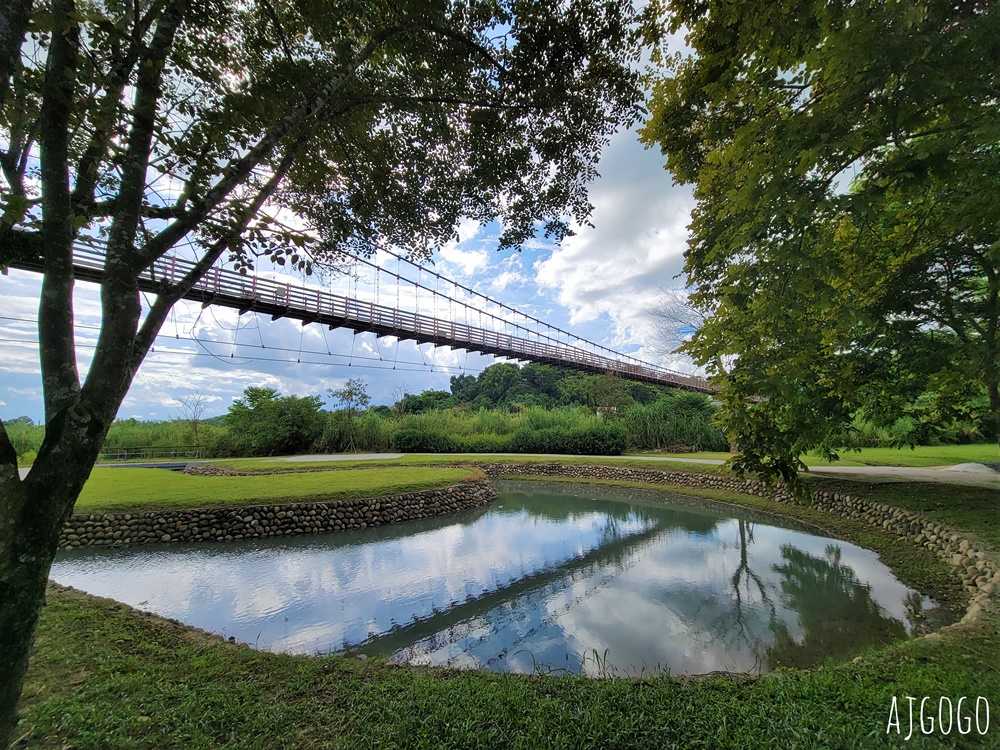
[51,481,931,675]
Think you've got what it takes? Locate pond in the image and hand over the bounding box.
[50,480,934,676]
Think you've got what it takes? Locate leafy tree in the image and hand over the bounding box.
[0,0,643,735]
[624,381,660,406]
[476,363,523,408]
[520,363,561,405]
[395,389,454,415]
[448,373,479,403]
[587,372,634,419]
[556,372,594,407]
[328,377,370,451]
[226,387,324,456]
[640,0,999,484]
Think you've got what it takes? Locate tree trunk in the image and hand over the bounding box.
[0,475,83,746]
[0,406,114,746]
[988,381,1000,456]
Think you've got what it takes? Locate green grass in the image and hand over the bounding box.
[642,444,1000,468]
[804,444,1000,467]
[806,478,1000,553]
[206,453,729,475]
[19,583,998,750]
[74,467,482,513]
[208,443,1000,474]
[15,461,1000,748]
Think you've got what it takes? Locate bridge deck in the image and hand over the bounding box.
[9,246,712,392]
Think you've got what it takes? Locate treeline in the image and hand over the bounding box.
[210,375,729,457]
[7,362,996,465]
[5,364,730,463]
[394,363,671,413]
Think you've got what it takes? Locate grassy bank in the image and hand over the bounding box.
[16,463,1000,749]
[644,444,1000,468]
[204,454,728,475]
[74,467,482,514]
[204,442,1000,474]
[16,585,998,750]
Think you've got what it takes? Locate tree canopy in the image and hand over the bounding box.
[0,1,644,742]
[640,0,999,483]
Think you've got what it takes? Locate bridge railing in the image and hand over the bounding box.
[97,445,206,462]
[61,244,712,392]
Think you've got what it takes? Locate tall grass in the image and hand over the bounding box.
[7,421,44,463]
[620,394,730,452]
[386,406,601,440]
[104,420,199,448]
[318,412,394,453]
[8,419,224,465]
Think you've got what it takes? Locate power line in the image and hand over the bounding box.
[0,315,501,376]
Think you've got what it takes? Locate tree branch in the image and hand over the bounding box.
[0,0,33,111]
[423,22,509,74]
[139,22,419,265]
[37,0,82,422]
[131,133,311,364]
[258,0,293,62]
[105,0,188,269]
[89,199,190,219]
[70,0,160,214]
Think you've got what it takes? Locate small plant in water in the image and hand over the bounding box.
[581,648,613,678]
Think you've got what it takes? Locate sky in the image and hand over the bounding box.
[0,124,698,424]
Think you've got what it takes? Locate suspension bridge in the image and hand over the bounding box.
[7,241,712,393]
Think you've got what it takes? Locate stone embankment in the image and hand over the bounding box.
[479,463,998,624]
[57,479,497,549]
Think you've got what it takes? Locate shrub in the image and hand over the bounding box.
[453,433,513,453]
[225,387,325,456]
[390,429,458,452]
[508,424,626,455]
[567,425,628,455]
[509,426,569,454]
[204,430,242,458]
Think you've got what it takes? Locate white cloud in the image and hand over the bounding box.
[532,126,699,370]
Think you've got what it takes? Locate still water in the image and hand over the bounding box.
[51,481,932,676]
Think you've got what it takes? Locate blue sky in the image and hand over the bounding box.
[0,125,698,424]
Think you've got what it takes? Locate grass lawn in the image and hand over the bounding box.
[15,461,1000,748]
[803,444,1000,467]
[641,443,1000,468]
[204,443,1000,474]
[74,466,482,514]
[206,453,728,475]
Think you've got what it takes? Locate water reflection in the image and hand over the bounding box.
[51,480,932,675]
[765,545,909,670]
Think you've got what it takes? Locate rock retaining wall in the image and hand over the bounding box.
[58,479,497,549]
[480,463,998,625]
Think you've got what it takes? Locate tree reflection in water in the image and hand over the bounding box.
[710,518,776,672]
[766,544,908,670]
